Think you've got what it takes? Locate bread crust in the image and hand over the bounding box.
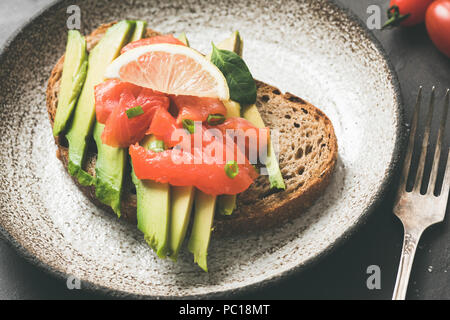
[46,23,338,237]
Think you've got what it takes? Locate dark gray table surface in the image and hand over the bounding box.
[0,0,449,300]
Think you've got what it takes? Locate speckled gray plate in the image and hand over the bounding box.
[0,0,403,298]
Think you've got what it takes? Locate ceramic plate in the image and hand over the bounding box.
[0,0,403,298]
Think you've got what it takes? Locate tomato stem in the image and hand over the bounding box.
[382,5,411,29]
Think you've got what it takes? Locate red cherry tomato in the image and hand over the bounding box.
[385,0,435,27]
[426,0,450,57]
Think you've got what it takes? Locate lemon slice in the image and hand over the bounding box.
[105,43,229,100]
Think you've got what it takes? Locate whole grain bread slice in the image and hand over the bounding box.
[46,23,338,237]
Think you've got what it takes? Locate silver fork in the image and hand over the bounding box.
[392,87,450,300]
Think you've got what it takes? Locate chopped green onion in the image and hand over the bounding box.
[207,113,226,125]
[225,160,239,179]
[182,119,195,134]
[126,105,144,119]
[149,139,165,153]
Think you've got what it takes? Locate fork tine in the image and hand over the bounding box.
[438,149,450,202]
[398,87,422,191]
[413,87,435,192]
[428,89,449,195]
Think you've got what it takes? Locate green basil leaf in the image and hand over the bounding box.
[211,43,257,105]
[126,105,144,119]
[224,160,239,179]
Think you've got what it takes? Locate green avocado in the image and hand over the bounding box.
[205,30,242,61]
[177,32,190,46]
[242,104,285,190]
[156,33,196,261]
[221,100,241,118]
[187,192,217,272]
[218,31,284,190]
[168,186,195,261]
[151,33,197,263]
[130,20,147,42]
[163,33,196,262]
[218,30,243,57]
[179,36,228,271]
[216,194,236,216]
[186,32,245,269]
[53,30,88,137]
[93,20,147,217]
[93,122,126,217]
[132,136,170,258]
[216,31,242,118]
[65,20,135,186]
[213,32,245,216]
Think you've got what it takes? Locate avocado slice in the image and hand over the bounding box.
[222,100,241,118]
[179,34,224,270]
[53,30,88,137]
[187,192,217,272]
[242,104,285,189]
[65,20,135,186]
[216,32,242,118]
[93,20,147,217]
[92,122,126,217]
[213,32,245,215]
[186,32,244,268]
[177,32,190,46]
[143,33,195,263]
[218,31,285,190]
[205,30,242,61]
[168,186,195,260]
[130,20,147,42]
[216,194,236,216]
[131,136,170,258]
[162,33,197,262]
[219,30,243,57]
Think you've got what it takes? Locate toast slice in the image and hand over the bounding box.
[46,23,338,237]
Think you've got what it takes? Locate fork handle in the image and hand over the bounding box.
[392,228,423,300]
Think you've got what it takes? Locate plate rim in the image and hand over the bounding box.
[0,0,406,299]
